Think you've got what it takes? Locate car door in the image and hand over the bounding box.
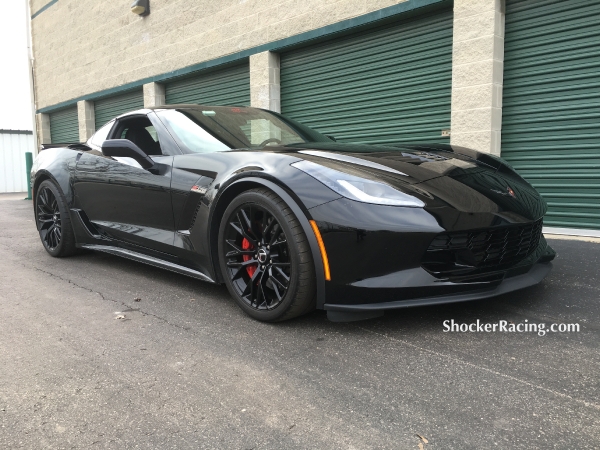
[74,113,179,254]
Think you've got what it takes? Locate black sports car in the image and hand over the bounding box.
[32,105,555,322]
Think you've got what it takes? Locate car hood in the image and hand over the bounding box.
[278,142,546,221]
[281,142,502,184]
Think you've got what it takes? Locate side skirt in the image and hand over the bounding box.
[80,244,216,284]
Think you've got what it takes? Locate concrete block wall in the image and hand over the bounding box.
[29,0,407,111]
[143,82,166,108]
[250,51,281,113]
[36,113,50,145]
[450,0,505,155]
[77,100,95,142]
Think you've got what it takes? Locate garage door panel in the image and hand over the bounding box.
[281,7,453,145]
[94,89,144,130]
[288,84,450,119]
[284,35,451,78]
[165,62,250,106]
[49,106,79,144]
[283,16,451,63]
[285,65,450,103]
[502,0,600,229]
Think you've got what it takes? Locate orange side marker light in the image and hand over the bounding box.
[309,220,331,281]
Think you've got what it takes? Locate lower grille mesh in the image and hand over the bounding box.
[422,219,543,278]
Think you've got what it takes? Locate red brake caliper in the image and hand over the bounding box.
[242,237,257,277]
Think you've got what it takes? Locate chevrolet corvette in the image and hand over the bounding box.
[32,105,555,322]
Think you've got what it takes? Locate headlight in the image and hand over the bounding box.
[291,160,425,207]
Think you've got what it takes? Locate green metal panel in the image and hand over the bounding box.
[94,89,144,130]
[280,7,453,145]
[165,62,250,106]
[49,106,78,143]
[502,0,600,230]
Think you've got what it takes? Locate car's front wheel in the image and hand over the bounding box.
[218,188,316,322]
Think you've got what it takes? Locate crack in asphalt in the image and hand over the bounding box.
[16,260,191,332]
[356,325,600,411]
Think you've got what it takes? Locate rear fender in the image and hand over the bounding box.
[32,147,78,206]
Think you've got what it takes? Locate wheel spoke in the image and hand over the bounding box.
[258,270,272,309]
[270,272,288,290]
[242,267,262,304]
[269,268,284,302]
[38,216,53,225]
[230,216,258,248]
[39,189,48,208]
[239,209,254,237]
[225,239,254,257]
[274,266,290,282]
[228,259,257,281]
[46,224,55,247]
[262,216,275,237]
[268,224,281,246]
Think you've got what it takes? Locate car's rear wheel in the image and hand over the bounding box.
[36,179,77,257]
[218,188,316,322]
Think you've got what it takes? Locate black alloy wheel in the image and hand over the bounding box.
[37,185,62,251]
[35,180,77,257]
[218,188,316,322]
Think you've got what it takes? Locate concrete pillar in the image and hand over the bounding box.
[36,113,51,144]
[450,0,505,155]
[77,100,95,142]
[143,82,166,108]
[250,51,281,112]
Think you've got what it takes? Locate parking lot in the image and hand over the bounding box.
[0,193,599,449]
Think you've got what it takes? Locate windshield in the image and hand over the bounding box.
[156,107,332,154]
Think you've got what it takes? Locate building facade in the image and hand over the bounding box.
[29,0,599,232]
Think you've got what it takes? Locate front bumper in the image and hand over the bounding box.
[325,261,552,315]
[307,197,556,318]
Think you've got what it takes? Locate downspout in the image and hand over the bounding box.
[24,1,39,156]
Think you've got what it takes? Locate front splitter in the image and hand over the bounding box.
[325,262,552,321]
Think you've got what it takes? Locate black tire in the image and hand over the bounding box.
[35,179,78,257]
[218,188,316,322]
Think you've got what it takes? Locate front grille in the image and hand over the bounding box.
[422,219,543,279]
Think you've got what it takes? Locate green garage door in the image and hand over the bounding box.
[94,89,144,130]
[49,106,79,143]
[280,7,453,145]
[502,0,600,230]
[165,62,250,106]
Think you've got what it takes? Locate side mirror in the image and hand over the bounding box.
[101,139,155,170]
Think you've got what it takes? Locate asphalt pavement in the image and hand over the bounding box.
[0,193,599,449]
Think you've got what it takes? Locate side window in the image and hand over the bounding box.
[145,126,159,142]
[116,117,163,156]
[89,121,114,148]
[120,125,159,142]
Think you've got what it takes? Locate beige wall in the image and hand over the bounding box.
[30,0,407,111]
[450,0,505,155]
